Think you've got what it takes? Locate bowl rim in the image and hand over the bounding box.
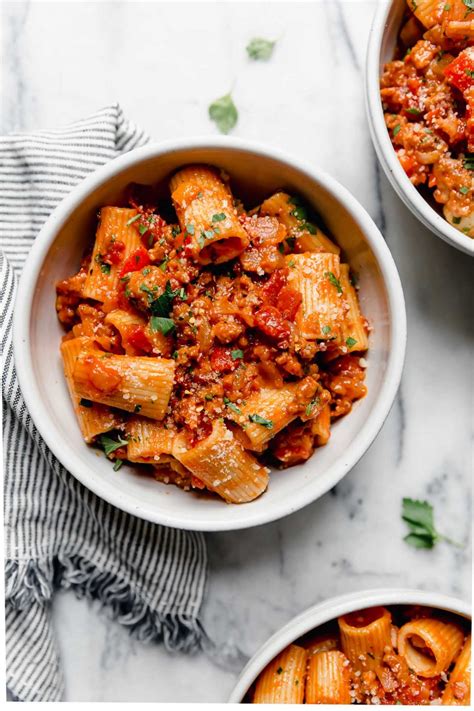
[228,587,472,702]
[365,0,474,257]
[13,136,407,531]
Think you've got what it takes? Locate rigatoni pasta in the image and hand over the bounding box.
[56,163,368,503]
[248,605,471,705]
[253,644,307,704]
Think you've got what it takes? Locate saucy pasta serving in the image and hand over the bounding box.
[248,605,471,705]
[381,0,473,238]
[56,164,368,504]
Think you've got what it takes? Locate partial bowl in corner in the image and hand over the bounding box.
[13,137,406,531]
[366,0,474,257]
[229,588,471,703]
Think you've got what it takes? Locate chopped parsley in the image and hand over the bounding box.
[346,337,358,348]
[171,225,181,238]
[142,267,151,276]
[113,459,123,472]
[459,186,469,194]
[462,0,473,12]
[246,37,276,61]
[322,325,332,335]
[140,283,158,299]
[149,281,180,317]
[393,124,401,137]
[95,253,111,274]
[305,397,320,416]
[223,397,242,415]
[79,398,93,408]
[278,243,285,254]
[465,70,474,78]
[231,349,244,360]
[134,405,142,414]
[204,393,214,401]
[150,316,175,336]
[126,213,141,226]
[406,107,422,115]
[159,256,169,271]
[463,154,474,170]
[186,223,195,236]
[402,498,460,549]
[302,221,317,234]
[290,205,307,221]
[138,224,148,236]
[99,433,129,458]
[276,666,283,675]
[248,413,273,429]
[212,213,226,222]
[452,216,461,225]
[208,93,238,134]
[325,271,343,294]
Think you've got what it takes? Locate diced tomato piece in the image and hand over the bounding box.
[277,286,302,321]
[119,247,151,277]
[127,325,152,353]
[102,239,125,265]
[261,268,288,305]
[444,48,474,95]
[254,306,291,341]
[209,347,238,373]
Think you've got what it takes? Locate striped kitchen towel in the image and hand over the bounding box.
[1,105,207,702]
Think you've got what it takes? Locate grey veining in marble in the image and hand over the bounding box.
[2,0,472,702]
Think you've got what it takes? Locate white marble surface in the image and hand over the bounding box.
[2,0,472,703]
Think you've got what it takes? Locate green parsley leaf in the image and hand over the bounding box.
[246,37,276,61]
[138,224,148,235]
[290,205,307,221]
[204,394,214,401]
[322,325,332,335]
[149,281,180,317]
[278,243,285,254]
[462,0,474,12]
[159,256,169,271]
[276,666,283,675]
[407,107,422,115]
[212,213,226,222]
[79,398,93,408]
[171,225,181,238]
[463,154,474,170]
[134,404,142,414]
[223,397,242,415]
[325,271,343,294]
[186,224,195,236]
[452,216,462,225]
[113,459,123,472]
[346,337,358,348]
[126,214,141,226]
[150,316,175,336]
[305,397,320,416]
[203,229,215,239]
[402,498,460,549]
[249,413,273,429]
[99,434,129,458]
[393,124,401,137]
[209,93,238,134]
[459,186,469,194]
[231,349,244,360]
[302,222,317,234]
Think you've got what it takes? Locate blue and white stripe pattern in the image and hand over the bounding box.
[1,105,207,702]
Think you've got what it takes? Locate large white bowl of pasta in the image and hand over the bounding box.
[13,137,406,530]
[367,0,474,256]
[229,589,471,704]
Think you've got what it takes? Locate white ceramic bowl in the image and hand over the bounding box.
[13,137,406,531]
[366,0,474,257]
[229,588,472,702]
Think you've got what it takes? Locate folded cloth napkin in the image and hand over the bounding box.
[1,105,207,702]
